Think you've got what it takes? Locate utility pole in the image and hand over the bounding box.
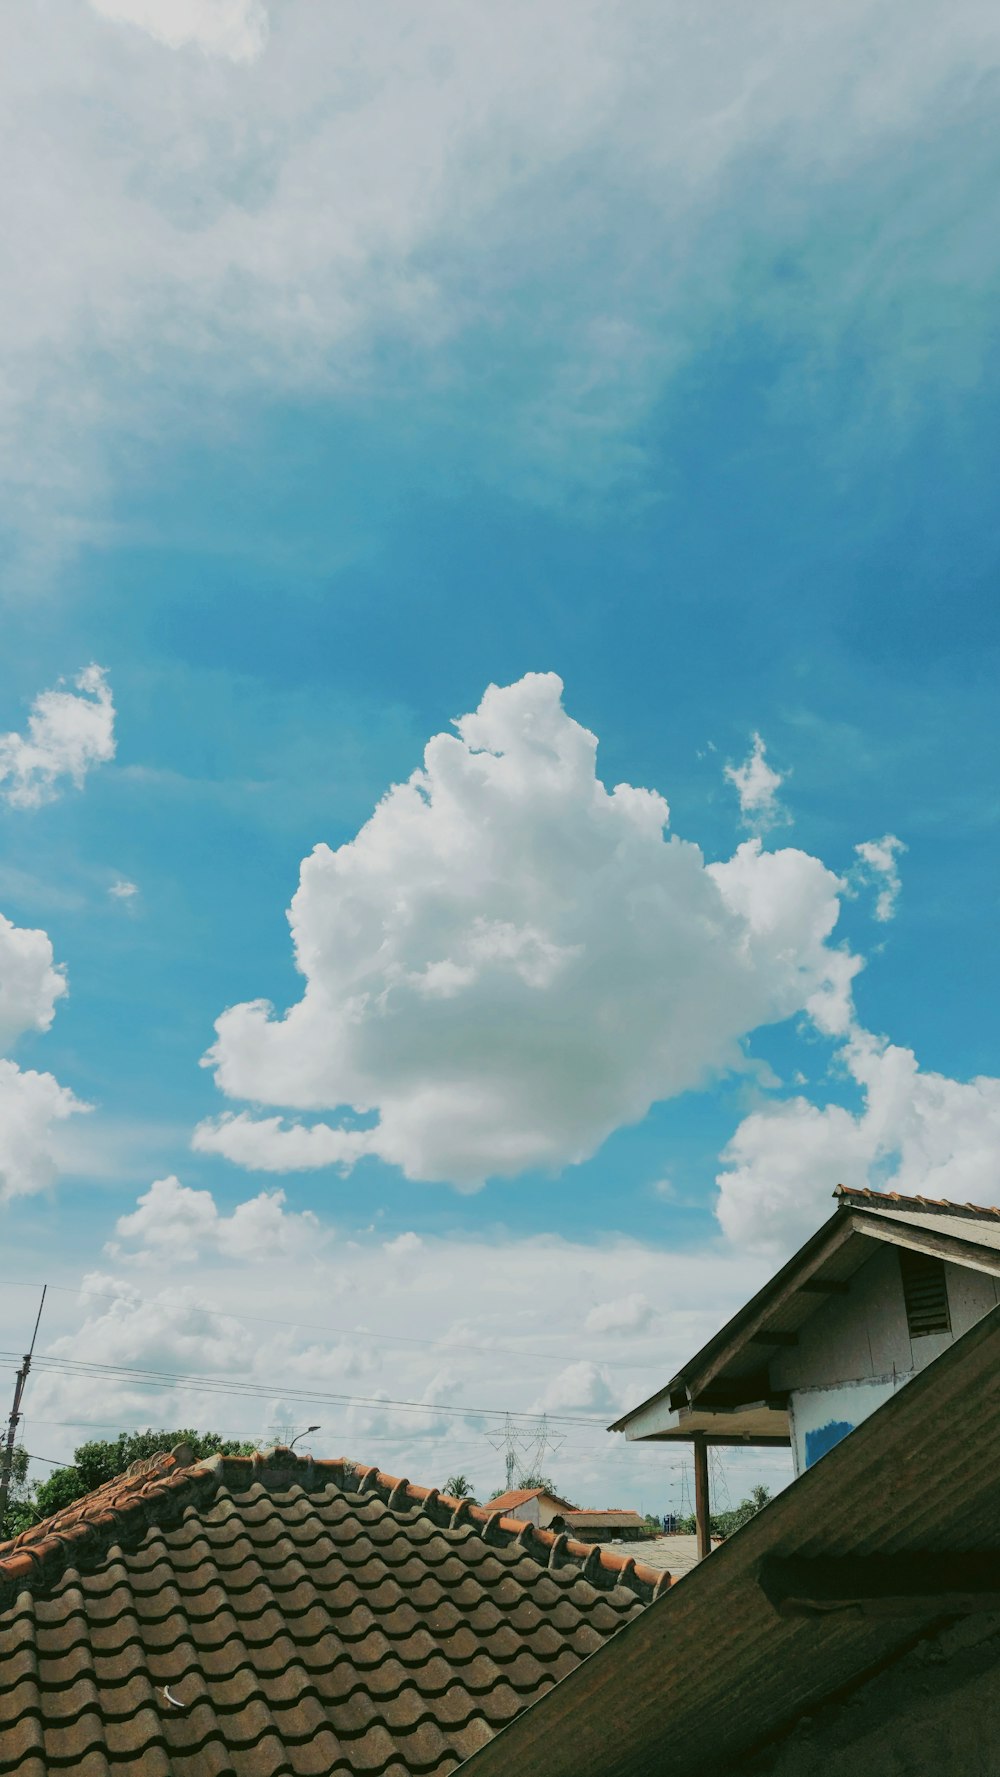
[0,1286,47,1529]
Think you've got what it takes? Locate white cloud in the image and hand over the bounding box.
[198,673,860,1189]
[0,1061,87,1204]
[88,0,268,61]
[853,833,906,922]
[3,4,1000,539]
[193,1111,371,1172]
[0,665,115,808]
[725,733,788,831]
[533,1359,615,1416]
[50,1273,255,1378]
[0,910,88,1202]
[9,1206,785,1508]
[584,1293,654,1335]
[0,911,66,1050]
[716,1026,1000,1255]
[108,879,139,902]
[109,1173,323,1263]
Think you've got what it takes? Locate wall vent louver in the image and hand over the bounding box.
[899,1248,952,1338]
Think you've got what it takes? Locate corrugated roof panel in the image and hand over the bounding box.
[465,1301,1000,1777]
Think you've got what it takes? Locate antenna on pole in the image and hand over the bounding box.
[0,1285,47,1529]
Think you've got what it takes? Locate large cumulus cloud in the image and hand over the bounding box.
[196,672,859,1189]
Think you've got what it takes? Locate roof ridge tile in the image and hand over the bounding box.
[835,1182,1000,1219]
[1,1445,670,1613]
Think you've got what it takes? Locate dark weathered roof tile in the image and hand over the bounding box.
[0,1447,663,1775]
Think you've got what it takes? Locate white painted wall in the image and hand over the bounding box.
[772,1249,1000,1474]
[789,1375,903,1473]
[507,1496,541,1525]
[504,1493,569,1527]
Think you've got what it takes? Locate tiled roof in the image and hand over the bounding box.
[565,1512,646,1530]
[834,1184,1000,1220]
[485,1489,575,1514]
[0,1444,671,1777]
[482,1488,545,1512]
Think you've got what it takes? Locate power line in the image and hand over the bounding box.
[1,1351,612,1429]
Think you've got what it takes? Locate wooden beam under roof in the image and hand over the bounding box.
[759,1553,1000,1618]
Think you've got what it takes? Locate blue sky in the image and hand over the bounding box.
[1,0,999,1511]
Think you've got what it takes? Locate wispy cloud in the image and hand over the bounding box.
[0,665,115,808]
[3,3,1000,542]
[724,733,789,831]
[852,833,905,921]
[87,0,267,61]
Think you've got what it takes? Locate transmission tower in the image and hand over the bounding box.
[678,1456,693,1520]
[485,1415,534,1491]
[484,1414,566,1493]
[521,1413,565,1482]
[709,1445,732,1514]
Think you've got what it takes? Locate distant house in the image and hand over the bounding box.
[610,1186,1000,1556]
[486,1485,578,1526]
[563,1509,652,1543]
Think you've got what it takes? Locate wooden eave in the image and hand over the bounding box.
[611,1202,1000,1443]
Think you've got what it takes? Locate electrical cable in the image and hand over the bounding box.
[0,1350,613,1428]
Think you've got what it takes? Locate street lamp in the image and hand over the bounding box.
[289,1425,320,1451]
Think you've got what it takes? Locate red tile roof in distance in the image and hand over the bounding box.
[565,1511,647,1529]
[0,1444,672,1777]
[484,1488,575,1514]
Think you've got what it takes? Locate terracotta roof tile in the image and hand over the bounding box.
[484,1487,576,1514]
[0,1446,671,1776]
[835,1183,1000,1219]
[565,1510,647,1530]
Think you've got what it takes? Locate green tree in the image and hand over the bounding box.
[444,1474,476,1502]
[22,1428,258,1530]
[676,1483,771,1540]
[0,1445,32,1542]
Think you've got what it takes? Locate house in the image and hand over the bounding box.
[464,1293,1000,1775]
[0,1444,669,1774]
[610,1185,1000,1556]
[563,1509,651,1543]
[483,1485,577,1527]
[485,1490,649,1542]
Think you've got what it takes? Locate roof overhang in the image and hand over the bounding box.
[611,1199,1000,1445]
